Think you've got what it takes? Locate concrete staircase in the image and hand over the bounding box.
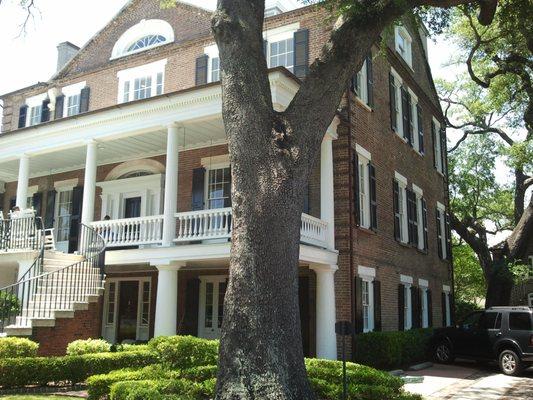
[3,250,105,337]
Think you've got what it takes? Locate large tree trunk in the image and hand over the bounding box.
[485,260,515,307]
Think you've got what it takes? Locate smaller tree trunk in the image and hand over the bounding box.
[484,260,514,307]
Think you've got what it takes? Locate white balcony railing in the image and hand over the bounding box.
[90,215,164,247]
[90,210,329,249]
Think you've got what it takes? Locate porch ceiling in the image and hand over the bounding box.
[0,117,226,181]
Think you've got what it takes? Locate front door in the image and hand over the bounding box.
[54,188,73,253]
[198,276,227,339]
[117,281,139,342]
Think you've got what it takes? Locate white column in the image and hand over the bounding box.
[312,264,338,360]
[81,140,98,225]
[154,265,180,337]
[15,155,30,209]
[320,136,335,249]
[162,123,179,247]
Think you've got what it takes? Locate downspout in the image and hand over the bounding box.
[345,86,356,357]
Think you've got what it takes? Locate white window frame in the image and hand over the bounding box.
[61,81,86,117]
[356,144,371,229]
[433,117,444,174]
[401,274,413,330]
[437,202,447,260]
[198,275,228,340]
[528,293,533,308]
[204,162,231,211]
[395,172,409,243]
[25,93,47,127]
[395,25,413,68]
[264,23,299,72]
[443,285,451,327]
[391,68,404,139]
[408,88,422,153]
[204,44,220,83]
[117,59,167,103]
[419,279,429,328]
[358,266,376,333]
[356,60,369,105]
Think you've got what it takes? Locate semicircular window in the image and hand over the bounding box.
[118,171,154,180]
[127,35,167,53]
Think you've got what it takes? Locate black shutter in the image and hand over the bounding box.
[18,105,28,128]
[422,198,428,252]
[373,280,381,331]
[412,286,421,329]
[195,55,209,86]
[191,168,206,211]
[417,104,424,154]
[32,192,43,217]
[351,73,359,95]
[68,186,84,253]
[293,29,309,79]
[445,212,452,260]
[401,87,411,144]
[427,289,433,327]
[441,292,447,327]
[55,95,65,119]
[432,121,437,169]
[224,167,232,208]
[369,163,377,231]
[436,209,443,259]
[393,180,400,241]
[441,127,447,176]
[354,277,363,333]
[41,99,50,123]
[398,284,405,331]
[389,73,396,131]
[79,87,90,113]
[182,278,200,335]
[44,190,56,229]
[353,153,360,226]
[366,53,374,108]
[299,276,310,356]
[9,197,16,211]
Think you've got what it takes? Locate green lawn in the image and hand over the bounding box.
[0,396,81,399]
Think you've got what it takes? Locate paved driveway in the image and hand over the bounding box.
[404,361,533,399]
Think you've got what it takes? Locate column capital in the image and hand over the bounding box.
[325,116,340,140]
[20,153,30,160]
[85,139,98,146]
[155,263,184,272]
[310,263,338,274]
[167,122,180,130]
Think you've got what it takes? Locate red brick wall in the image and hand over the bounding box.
[31,297,103,356]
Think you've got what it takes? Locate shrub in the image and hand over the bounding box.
[109,378,215,400]
[0,350,157,388]
[115,343,151,353]
[354,329,433,370]
[455,299,482,322]
[148,336,218,369]
[0,292,20,316]
[0,337,39,358]
[67,338,111,356]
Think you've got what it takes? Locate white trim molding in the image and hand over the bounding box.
[111,19,174,59]
[357,265,376,280]
[394,171,408,186]
[418,278,429,288]
[400,274,413,285]
[355,144,372,161]
[105,159,166,181]
[443,284,451,293]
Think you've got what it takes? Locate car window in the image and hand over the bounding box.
[479,312,498,329]
[495,312,502,329]
[462,312,482,330]
[509,312,532,331]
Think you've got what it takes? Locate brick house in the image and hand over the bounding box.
[0,0,454,357]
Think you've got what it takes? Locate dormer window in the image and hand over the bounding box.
[117,59,167,103]
[111,20,174,59]
[395,26,413,67]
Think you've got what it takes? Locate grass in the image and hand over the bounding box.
[0,396,81,399]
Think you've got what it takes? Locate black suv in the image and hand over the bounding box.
[432,306,533,375]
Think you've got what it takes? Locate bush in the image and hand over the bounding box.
[115,343,151,353]
[354,329,433,370]
[0,350,157,388]
[455,299,482,322]
[67,338,111,356]
[148,336,218,369]
[0,292,20,316]
[110,378,216,400]
[0,337,39,358]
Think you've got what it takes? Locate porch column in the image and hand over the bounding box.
[15,154,30,209]
[312,263,338,360]
[154,264,180,337]
[320,136,335,249]
[162,123,179,247]
[81,140,98,225]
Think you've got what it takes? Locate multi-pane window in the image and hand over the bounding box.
[205,282,214,328]
[355,60,368,104]
[29,105,42,126]
[269,38,294,72]
[133,76,152,100]
[211,57,220,82]
[415,193,428,251]
[107,282,116,325]
[141,281,151,326]
[394,175,409,243]
[127,34,167,53]
[359,162,368,228]
[56,190,73,242]
[433,119,445,174]
[395,26,412,67]
[403,284,412,330]
[436,205,447,260]
[421,286,429,328]
[156,72,164,95]
[66,94,80,117]
[354,147,377,231]
[217,280,227,329]
[207,167,231,209]
[362,280,374,332]
[390,71,403,137]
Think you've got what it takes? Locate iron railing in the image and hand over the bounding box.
[0,224,105,333]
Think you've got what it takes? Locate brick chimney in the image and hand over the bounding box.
[56,42,80,72]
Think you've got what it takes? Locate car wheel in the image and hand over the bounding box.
[434,342,454,364]
[499,349,523,376]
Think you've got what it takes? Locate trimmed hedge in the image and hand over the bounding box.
[67,338,111,356]
[354,329,433,370]
[0,337,39,358]
[110,378,216,400]
[0,350,157,388]
[148,335,218,369]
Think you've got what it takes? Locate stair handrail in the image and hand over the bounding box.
[0,223,106,333]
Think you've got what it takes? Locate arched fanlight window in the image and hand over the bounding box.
[117,171,154,180]
[127,35,167,53]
